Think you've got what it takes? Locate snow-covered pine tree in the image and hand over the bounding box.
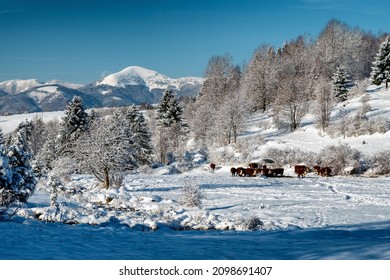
[59,96,89,149]
[0,127,4,146]
[125,105,153,165]
[371,36,390,89]
[0,146,13,208]
[7,123,36,203]
[332,66,351,102]
[155,89,175,127]
[155,89,188,164]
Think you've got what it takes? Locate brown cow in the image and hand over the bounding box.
[230,167,237,177]
[313,165,321,175]
[320,167,332,177]
[313,165,332,177]
[246,168,257,177]
[271,168,284,177]
[236,167,245,177]
[294,165,307,178]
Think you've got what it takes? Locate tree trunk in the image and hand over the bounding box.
[104,168,110,190]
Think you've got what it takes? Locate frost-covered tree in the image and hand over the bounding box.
[332,66,351,102]
[219,66,248,144]
[125,105,153,165]
[0,127,4,146]
[155,89,188,164]
[314,78,336,131]
[370,36,390,89]
[74,115,137,189]
[315,19,363,78]
[244,44,276,112]
[273,36,312,131]
[29,115,48,156]
[59,96,89,151]
[0,147,13,208]
[6,124,36,203]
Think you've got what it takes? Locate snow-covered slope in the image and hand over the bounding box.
[96,65,203,92]
[0,79,43,94]
[238,84,390,159]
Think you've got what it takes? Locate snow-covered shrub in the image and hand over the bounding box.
[179,181,205,208]
[239,216,263,231]
[317,143,363,175]
[51,157,78,182]
[110,172,126,188]
[235,136,264,164]
[138,164,154,175]
[47,175,63,208]
[367,150,390,175]
[262,147,316,167]
[208,146,237,166]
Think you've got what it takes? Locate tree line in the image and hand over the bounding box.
[186,19,390,148]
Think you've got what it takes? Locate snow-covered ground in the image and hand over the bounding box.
[1,84,390,260]
[1,166,390,260]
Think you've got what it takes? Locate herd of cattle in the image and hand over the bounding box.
[209,163,332,178]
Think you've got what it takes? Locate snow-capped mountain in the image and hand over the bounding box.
[0,66,203,115]
[0,79,43,95]
[96,66,203,92]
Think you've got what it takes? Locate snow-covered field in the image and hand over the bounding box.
[1,84,390,260]
[1,166,390,260]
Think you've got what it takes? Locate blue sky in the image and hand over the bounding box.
[0,0,389,84]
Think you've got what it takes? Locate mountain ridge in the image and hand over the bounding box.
[0,66,203,115]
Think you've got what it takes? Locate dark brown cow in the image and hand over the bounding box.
[271,168,284,177]
[236,167,244,177]
[210,163,216,171]
[246,168,257,177]
[320,167,332,177]
[230,167,237,177]
[238,168,257,177]
[313,165,321,175]
[313,165,332,177]
[294,165,307,178]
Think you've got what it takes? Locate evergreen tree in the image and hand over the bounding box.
[0,147,13,207]
[155,89,188,164]
[6,124,36,203]
[371,36,390,89]
[0,127,4,146]
[59,96,89,147]
[332,66,351,102]
[125,105,153,165]
[156,89,175,127]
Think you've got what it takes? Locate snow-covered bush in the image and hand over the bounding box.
[328,114,389,138]
[238,216,263,231]
[179,181,205,208]
[367,150,390,175]
[50,157,78,182]
[317,143,363,175]
[235,136,265,164]
[262,147,316,167]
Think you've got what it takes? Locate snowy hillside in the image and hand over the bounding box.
[238,84,390,159]
[0,79,43,94]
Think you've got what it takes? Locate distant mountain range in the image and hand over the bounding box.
[0,66,203,115]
